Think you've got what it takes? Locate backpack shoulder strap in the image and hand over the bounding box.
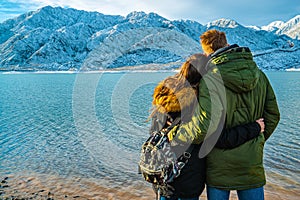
[164,116,181,133]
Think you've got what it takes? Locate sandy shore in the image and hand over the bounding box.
[0,173,299,200]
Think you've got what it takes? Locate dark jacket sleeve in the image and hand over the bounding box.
[215,122,261,149]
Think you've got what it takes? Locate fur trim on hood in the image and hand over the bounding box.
[152,77,198,114]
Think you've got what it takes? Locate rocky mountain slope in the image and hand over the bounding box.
[0,6,299,71]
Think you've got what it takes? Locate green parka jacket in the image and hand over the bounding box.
[169,44,280,190]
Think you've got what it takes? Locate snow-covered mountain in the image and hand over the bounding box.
[277,15,300,39]
[0,6,299,71]
[207,18,241,29]
[262,15,300,39]
[262,21,285,32]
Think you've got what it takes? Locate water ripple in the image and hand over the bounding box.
[0,72,299,193]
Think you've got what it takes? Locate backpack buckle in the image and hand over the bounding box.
[183,152,191,159]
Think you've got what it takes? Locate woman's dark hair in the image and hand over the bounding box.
[175,53,209,90]
[149,53,209,119]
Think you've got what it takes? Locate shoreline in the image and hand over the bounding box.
[0,69,178,74]
[1,173,299,200]
[1,68,300,74]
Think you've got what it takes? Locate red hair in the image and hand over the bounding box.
[200,29,227,55]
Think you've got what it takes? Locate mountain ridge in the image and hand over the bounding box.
[261,15,300,39]
[0,6,299,71]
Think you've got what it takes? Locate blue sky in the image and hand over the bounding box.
[0,0,299,26]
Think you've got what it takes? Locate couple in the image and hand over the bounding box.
[149,30,280,200]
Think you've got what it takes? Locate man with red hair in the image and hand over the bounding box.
[169,29,280,200]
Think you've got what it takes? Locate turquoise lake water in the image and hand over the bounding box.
[0,71,299,195]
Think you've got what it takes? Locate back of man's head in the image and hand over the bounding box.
[200,30,228,55]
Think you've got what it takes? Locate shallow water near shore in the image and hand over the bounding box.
[0,71,299,199]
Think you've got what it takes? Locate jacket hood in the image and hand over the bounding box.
[152,77,197,113]
[210,45,260,93]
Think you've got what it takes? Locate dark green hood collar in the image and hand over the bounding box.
[208,44,260,93]
[210,44,239,58]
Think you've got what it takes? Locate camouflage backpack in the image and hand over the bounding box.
[138,117,188,185]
